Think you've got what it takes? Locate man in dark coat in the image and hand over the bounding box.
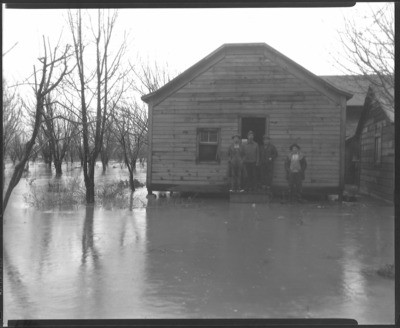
[228,134,245,192]
[284,143,307,202]
[243,130,259,191]
[260,136,278,191]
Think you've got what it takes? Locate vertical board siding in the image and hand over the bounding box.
[150,53,343,189]
[359,115,394,201]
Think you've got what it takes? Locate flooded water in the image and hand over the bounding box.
[3,161,394,325]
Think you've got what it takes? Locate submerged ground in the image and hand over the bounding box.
[3,162,394,325]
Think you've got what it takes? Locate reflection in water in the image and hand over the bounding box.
[3,247,37,319]
[77,205,104,317]
[341,239,366,301]
[81,205,100,266]
[2,161,395,324]
[35,215,54,279]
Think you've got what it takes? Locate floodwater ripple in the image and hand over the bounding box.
[3,162,394,325]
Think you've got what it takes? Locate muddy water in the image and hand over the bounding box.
[3,162,394,325]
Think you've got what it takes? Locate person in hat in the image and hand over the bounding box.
[227,134,245,192]
[284,143,307,202]
[243,130,260,191]
[260,135,278,192]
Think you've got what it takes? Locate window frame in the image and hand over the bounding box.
[196,128,221,164]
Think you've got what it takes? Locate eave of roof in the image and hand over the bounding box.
[142,43,353,104]
[320,75,371,107]
[353,85,394,138]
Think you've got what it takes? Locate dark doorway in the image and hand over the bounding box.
[241,117,266,145]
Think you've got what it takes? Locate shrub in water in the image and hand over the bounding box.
[25,177,143,210]
[24,176,86,209]
[96,179,131,209]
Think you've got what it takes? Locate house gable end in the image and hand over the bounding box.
[354,86,393,138]
[261,48,348,105]
[142,43,352,107]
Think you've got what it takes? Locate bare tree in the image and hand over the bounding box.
[112,103,148,191]
[109,59,172,191]
[129,59,174,96]
[37,127,53,167]
[8,132,27,166]
[2,79,23,165]
[40,95,76,176]
[2,38,71,213]
[334,4,394,107]
[100,116,118,173]
[67,9,128,203]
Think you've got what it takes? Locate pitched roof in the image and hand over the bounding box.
[370,85,394,123]
[354,84,394,138]
[142,43,353,105]
[320,75,372,107]
[346,119,360,140]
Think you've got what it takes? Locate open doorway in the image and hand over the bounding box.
[241,117,266,145]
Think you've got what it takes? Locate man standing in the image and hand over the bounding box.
[228,134,245,192]
[284,143,307,202]
[260,136,278,192]
[243,130,259,191]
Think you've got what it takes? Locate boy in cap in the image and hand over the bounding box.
[260,135,278,192]
[228,134,245,192]
[243,130,259,191]
[284,143,307,202]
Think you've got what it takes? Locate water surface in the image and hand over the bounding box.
[3,162,394,325]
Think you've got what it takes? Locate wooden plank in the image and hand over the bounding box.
[151,118,341,125]
[177,85,322,94]
[156,101,338,109]
[151,179,226,186]
[155,105,339,113]
[146,103,154,192]
[153,118,338,125]
[338,96,346,198]
[156,95,333,104]
[164,91,329,99]
[152,117,341,125]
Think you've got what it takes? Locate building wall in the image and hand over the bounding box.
[150,52,344,191]
[360,116,394,201]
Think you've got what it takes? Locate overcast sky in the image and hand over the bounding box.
[2,3,392,85]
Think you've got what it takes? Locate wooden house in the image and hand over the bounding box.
[142,43,352,195]
[321,75,377,185]
[355,86,394,201]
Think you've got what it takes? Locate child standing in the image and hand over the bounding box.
[284,143,307,202]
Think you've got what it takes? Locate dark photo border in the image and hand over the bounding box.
[1,1,398,327]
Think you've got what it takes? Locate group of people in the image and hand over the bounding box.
[227,130,307,202]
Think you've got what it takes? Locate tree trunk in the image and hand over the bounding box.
[86,182,95,204]
[132,158,137,172]
[54,159,63,176]
[129,169,135,192]
[100,151,108,173]
[84,161,96,204]
[101,158,107,173]
[129,191,134,211]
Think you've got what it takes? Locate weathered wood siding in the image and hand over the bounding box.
[359,113,394,201]
[150,50,345,191]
